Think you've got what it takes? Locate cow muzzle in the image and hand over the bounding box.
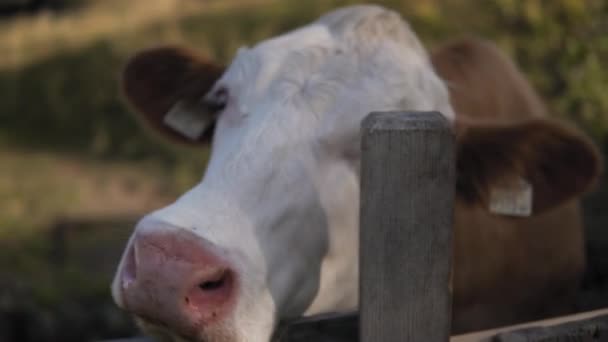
[115,221,237,335]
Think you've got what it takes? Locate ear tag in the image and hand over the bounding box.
[489,177,533,217]
[163,100,212,140]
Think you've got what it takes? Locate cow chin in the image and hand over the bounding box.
[136,315,238,342]
[131,289,277,342]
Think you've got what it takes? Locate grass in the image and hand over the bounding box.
[0,148,181,237]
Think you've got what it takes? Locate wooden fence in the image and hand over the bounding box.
[103,111,608,342]
[359,111,453,341]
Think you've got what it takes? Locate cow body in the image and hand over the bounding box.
[112,6,601,341]
[451,200,584,331]
[432,38,588,332]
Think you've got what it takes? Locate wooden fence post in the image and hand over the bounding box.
[360,111,455,342]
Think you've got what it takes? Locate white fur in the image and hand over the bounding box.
[113,5,454,341]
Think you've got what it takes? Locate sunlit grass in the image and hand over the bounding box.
[0,148,178,238]
[0,0,276,70]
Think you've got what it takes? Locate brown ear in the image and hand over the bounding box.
[455,118,602,214]
[121,45,225,145]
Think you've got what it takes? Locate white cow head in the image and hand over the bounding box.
[112,5,453,342]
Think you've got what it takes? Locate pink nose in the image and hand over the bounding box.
[119,224,236,331]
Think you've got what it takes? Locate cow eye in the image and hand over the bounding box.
[203,87,228,112]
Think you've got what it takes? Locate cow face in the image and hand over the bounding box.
[111,5,601,342]
[112,6,453,341]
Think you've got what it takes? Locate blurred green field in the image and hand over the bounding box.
[0,0,607,340]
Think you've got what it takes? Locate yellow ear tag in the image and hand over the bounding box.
[163,100,212,140]
[489,177,533,217]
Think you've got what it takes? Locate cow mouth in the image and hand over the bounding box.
[135,316,199,342]
[136,314,236,342]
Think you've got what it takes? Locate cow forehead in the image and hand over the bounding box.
[216,24,335,101]
[208,4,454,157]
[216,5,423,94]
[255,24,334,55]
[241,4,407,63]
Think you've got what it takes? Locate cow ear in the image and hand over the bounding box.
[455,119,602,215]
[121,45,225,145]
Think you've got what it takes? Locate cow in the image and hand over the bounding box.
[111,5,601,341]
[431,37,601,331]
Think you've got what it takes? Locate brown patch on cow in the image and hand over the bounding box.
[121,46,225,145]
[431,37,602,214]
[431,36,603,333]
[431,36,547,122]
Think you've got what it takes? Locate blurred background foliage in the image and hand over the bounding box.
[0,0,606,341]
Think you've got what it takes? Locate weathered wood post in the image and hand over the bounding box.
[360,111,455,342]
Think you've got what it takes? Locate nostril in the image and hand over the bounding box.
[198,270,228,291]
[184,269,235,318]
